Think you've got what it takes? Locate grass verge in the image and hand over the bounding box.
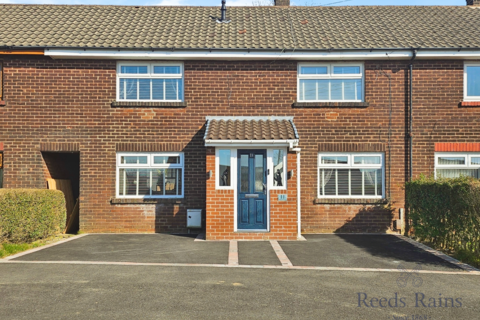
[454,249,480,269]
[413,237,480,270]
[0,234,75,259]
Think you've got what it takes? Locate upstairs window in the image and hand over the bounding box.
[117,62,184,102]
[465,64,480,101]
[318,153,384,199]
[435,153,480,179]
[298,63,364,102]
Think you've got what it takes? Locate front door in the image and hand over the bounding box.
[237,150,268,230]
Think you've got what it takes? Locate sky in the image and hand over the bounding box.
[0,0,466,6]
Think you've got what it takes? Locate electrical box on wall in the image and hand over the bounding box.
[187,209,202,228]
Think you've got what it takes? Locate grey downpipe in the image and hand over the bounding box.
[409,50,417,181]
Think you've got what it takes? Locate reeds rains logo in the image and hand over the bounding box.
[356,263,463,309]
[396,263,423,288]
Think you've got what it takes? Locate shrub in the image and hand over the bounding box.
[406,175,480,259]
[0,189,66,243]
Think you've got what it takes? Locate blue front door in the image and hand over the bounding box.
[237,150,268,230]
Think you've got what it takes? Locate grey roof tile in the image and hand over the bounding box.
[0,5,480,50]
[205,118,298,141]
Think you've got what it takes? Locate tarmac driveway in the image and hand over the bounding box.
[9,233,472,273]
[12,234,230,264]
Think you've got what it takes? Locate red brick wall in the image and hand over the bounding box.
[1,57,478,235]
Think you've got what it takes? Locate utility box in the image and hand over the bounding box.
[187,209,202,228]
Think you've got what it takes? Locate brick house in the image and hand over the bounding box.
[1,1,480,240]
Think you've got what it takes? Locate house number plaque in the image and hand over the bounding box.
[278,194,287,201]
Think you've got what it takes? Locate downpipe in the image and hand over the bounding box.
[291,147,302,240]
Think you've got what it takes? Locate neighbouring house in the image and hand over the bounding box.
[1,1,480,240]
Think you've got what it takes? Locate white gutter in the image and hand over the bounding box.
[44,49,480,61]
[291,147,302,240]
[205,139,299,147]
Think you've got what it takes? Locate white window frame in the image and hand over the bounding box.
[464,63,480,101]
[116,61,184,102]
[297,62,364,102]
[435,152,480,179]
[268,148,287,190]
[317,152,384,199]
[116,152,184,199]
[215,148,237,190]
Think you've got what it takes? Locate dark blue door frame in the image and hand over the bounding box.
[237,149,268,230]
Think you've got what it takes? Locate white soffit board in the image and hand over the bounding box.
[45,49,480,60]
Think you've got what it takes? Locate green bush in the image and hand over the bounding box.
[0,189,66,243]
[406,175,480,260]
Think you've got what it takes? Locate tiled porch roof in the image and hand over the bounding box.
[204,117,299,141]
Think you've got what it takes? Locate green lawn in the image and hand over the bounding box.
[0,234,74,259]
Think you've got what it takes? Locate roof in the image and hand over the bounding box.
[204,117,299,142]
[1,4,480,51]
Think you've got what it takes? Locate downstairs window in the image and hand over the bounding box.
[318,153,384,198]
[435,153,480,179]
[116,153,184,198]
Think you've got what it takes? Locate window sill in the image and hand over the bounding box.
[111,198,184,205]
[111,101,187,108]
[314,198,388,205]
[292,101,369,108]
[459,101,480,108]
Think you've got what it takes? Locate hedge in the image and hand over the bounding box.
[0,189,66,243]
[406,175,480,257]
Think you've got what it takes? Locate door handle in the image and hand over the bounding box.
[263,183,267,195]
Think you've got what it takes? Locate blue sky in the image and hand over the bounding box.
[0,0,466,6]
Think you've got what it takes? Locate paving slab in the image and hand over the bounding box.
[13,234,229,264]
[238,241,281,266]
[279,234,464,271]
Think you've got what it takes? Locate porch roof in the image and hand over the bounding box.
[204,116,299,147]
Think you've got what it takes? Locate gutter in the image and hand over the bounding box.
[204,139,299,148]
[42,47,480,60]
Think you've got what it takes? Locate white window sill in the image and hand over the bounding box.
[111,101,187,108]
[314,198,388,205]
[293,101,369,108]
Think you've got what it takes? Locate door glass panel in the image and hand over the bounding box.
[273,149,284,187]
[240,154,249,193]
[219,150,231,187]
[255,154,264,192]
